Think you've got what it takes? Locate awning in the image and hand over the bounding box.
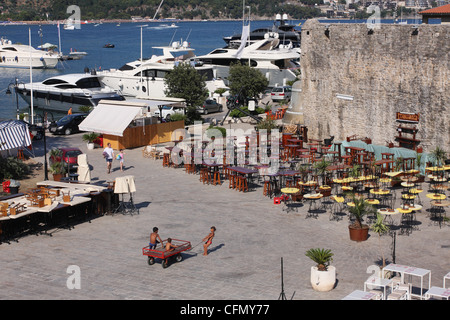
[78,101,144,137]
[0,120,32,151]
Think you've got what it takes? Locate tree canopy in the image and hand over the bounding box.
[164,62,207,124]
[227,62,269,104]
[164,62,208,108]
[1,0,325,21]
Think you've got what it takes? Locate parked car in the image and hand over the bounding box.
[153,105,185,121]
[271,86,292,101]
[49,147,83,174]
[49,113,87,135]
[196,99,223,114]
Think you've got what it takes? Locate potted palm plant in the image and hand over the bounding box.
[305,248,336,292]
[348,195,376,241]
[49,162,66,181]
[313,158,331,186]
[49,148,63,164]
[82,132,99,150]
[430,146,446,167]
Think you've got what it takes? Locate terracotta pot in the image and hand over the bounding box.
[53,174,63,182]
[348,225,369,242]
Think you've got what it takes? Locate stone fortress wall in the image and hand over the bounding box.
[286,19,449,152]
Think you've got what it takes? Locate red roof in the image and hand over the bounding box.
[419,3,450,15]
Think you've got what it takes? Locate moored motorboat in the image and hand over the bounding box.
[223,13,301,48]
[0,37,60,69]
[16,72,125,113]
[98,40,226,99]
[194,35,300,87]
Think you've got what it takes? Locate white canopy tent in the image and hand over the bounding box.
[78,99,183,137]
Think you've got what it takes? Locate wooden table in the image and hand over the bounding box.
[227,166,258,192]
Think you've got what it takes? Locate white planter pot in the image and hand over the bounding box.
[310,266,336,292]
[87,143,95,150]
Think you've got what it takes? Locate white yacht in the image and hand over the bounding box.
[16,72,125,113]
[0,37,60,69]
[194,36,300,87]
[98,41,226,99]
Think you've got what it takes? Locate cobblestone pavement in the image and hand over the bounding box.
[1,127,449,300]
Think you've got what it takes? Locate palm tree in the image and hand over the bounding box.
[313,158,331,185]
[430,146,446,167]
[305,248,334,271]
[348,195,376,229]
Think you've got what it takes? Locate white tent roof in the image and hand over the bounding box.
[78,101,145,137]
[79,99,184,136]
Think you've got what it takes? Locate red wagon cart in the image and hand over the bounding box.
[142,239,192,268]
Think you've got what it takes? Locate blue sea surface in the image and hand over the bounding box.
[0,18,424,121]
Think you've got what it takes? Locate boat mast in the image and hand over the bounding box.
[152,0,164,21]
[28,28,34,125]
[140,25,143,86]
[57,22,62,55]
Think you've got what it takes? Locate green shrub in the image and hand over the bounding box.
[0,157,30,180]
[168,113,187,122]
[229,105,265,118]
[206,126,227,138]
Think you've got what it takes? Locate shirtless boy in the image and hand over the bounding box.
[202,226,216,256]
[149,227,163,249]
[165,238,178,251]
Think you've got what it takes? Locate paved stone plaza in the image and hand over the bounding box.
[0,126,449,300]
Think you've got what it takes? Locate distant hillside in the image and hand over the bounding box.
[0,0,325,21]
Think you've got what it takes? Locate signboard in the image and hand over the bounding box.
[396,112,420,123]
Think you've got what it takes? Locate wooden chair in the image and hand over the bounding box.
[142,145,152,158]
[237,176,248,192]
[0,202,8,216]
[212,170,221,186]
[162,153,170,167]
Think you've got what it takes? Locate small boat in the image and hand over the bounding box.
[147,23,179,30]
[103,43,115,48]
[68,49,88,60]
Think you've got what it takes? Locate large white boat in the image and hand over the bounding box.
[98,41,226,99]
[0,37,60,69]
[193,36,300,87]
[16,73,125,113]
[223,14,301,48]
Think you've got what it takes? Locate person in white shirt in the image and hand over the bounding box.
[103,143,114,174]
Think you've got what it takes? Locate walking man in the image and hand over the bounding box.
[103,143,114,174]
